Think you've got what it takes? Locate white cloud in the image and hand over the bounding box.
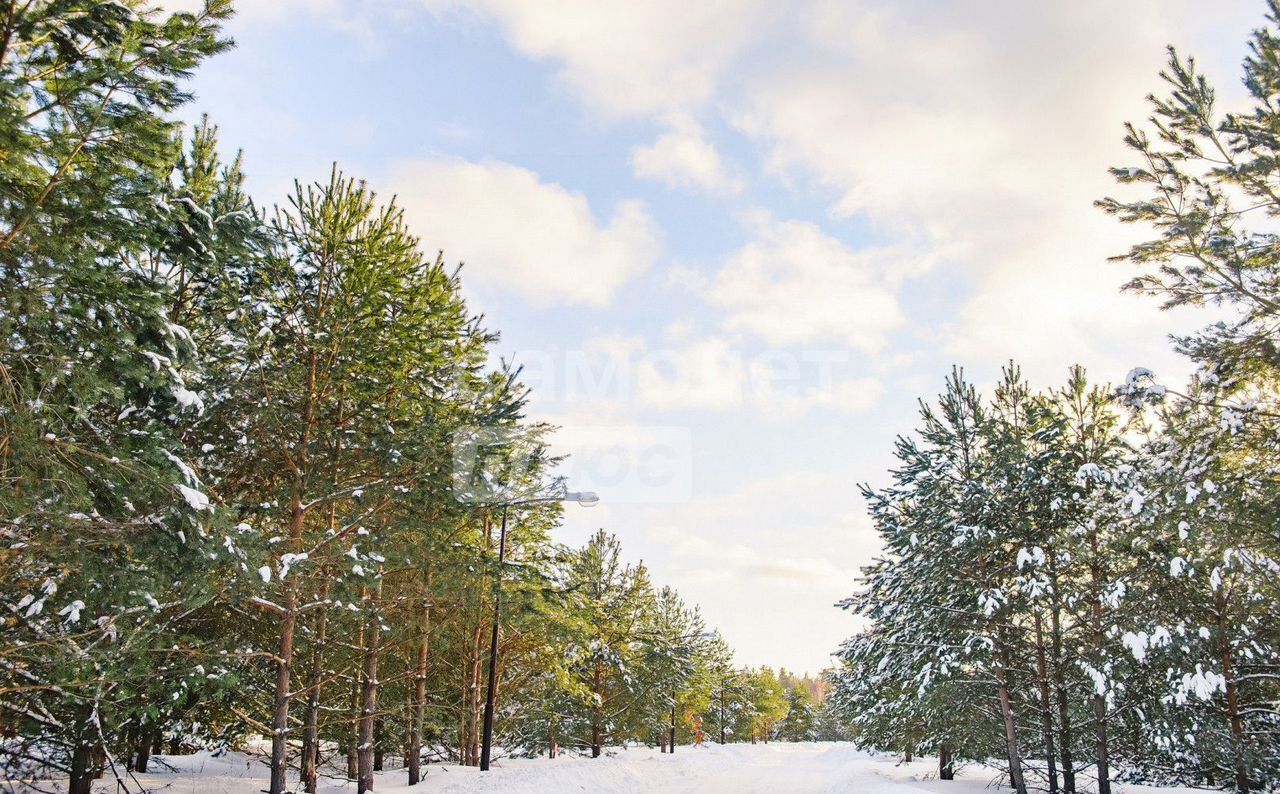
[618,468,887,667]
[707,212,915,352]
[633,337,746,410]
[404,0,1257,380]
[421,0,772,118]
[541,417,693,504]
[631,117,743,195]
[387,158,660,307]
[751,366,884,416]
[729,0,1255,383]
[648,527,850,592]
[515,331,881,417]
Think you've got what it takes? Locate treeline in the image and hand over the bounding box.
[0,3,755,794]
[830,8,1280,794]
[692,666,844,747]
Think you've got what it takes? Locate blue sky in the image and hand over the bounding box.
[172,0,1262,672]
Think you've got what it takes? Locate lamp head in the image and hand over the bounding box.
[567,491,600,507]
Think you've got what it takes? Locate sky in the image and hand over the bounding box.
[170,0,1264,673]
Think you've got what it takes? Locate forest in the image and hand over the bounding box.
[5,1,1280,794]
[830,9,1280,794]
[0,3,835,793]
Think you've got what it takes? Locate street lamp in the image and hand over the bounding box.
[479,488,598,771]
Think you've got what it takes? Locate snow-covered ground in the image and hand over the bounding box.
[83,743,1210,794]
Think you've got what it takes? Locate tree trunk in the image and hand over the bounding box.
[124,724,138,772]
[142,727,162,772]
[91,744,105,781]
[980,553,1026,794]
[271,351,317,794]
[1087,551,1111,794]
[68,714,94,794]
[268,593,298,794]
[720,688,727,745]
[1091,692,1110,794]
[1033,611,1060,794]
[346,740,358,782]
[591,664,603,758]
[995,638,1027,794]
[408,575,432,785]
[358,581,383,793]
[347,618,366,781]
[302,438,340,793]
[463,600,485,765]
[268,510,307,791]
[134,728,152,774]
[300,579,331,793]
[1215,590,1250,794]
[939,744,954,780]
[374,718,384,771]
[1050,597,1075,794]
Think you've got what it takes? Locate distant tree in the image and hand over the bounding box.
[777,683,817,742]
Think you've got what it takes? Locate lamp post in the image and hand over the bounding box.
[479,489,599,772]
[670,699,677,754]
[716,671,745,745]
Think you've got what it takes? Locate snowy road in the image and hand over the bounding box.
[425,742,950,794]
[97,743,1206,794]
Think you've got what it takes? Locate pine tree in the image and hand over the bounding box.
[1123,376,1279,790]
[1100,7,1280,789]
[0,3,234,791]
[562,530,656,757]
[222,167,484,793]
[0,7,748,789]
[1046,369,1141,794]
[838,369,1032,791]
[778,683,818,742]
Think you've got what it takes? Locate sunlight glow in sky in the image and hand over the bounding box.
[175,0,1262,672]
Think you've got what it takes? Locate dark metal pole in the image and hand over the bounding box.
[479,505,508,772]
[670,699,677,754]
[720,681,726,744]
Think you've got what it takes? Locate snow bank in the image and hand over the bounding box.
[88,743,1216,794]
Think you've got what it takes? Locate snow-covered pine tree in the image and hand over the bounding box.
[222,167,487,794]
[1098,0,1280,387]
[564,530,656,757]
[0,3,235,791]
[1121,372,1279,791]
[700,634,740,744]
[982,365,1052,791]
[112,115,267,773]
[1044,370,1144,794]
[837,368,1032,792]
[632,586,707,751]
[1100,7,1280,789]
[777,680,819,742]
